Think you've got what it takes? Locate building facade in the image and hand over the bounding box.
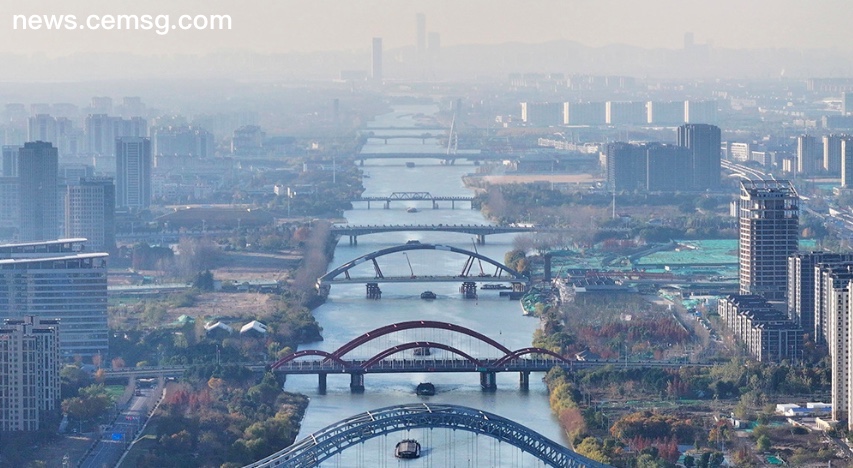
[116,137,152,209]
[0,239,108,359]
[17,141,59,242]
[0,316,60,431]
[677,124,722,190]
[738,180,799,301]
[64,177,116,253]
[718,295,802,363]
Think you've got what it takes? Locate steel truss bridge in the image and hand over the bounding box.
[330,225,536,245]
[352,191,475,209]
[316,244,529,297]
[243,403,610,468]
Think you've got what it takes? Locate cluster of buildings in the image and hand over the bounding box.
[0,238,109,431]
[520,100,717,126]
[603,124,721,192]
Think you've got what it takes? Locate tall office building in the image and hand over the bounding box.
[416,13,426,54]
[738,180,799,301]
[0,316,60,431]
[787,252,853,343]
[797,135,822,175]
[17,141,59,242]
[371,38,383,82]
[65,177,115,253]
[0,177,18,232]
[0,239,108,359]
[677,124,722,190]
[116,137,151,209]
[27,114,58,144]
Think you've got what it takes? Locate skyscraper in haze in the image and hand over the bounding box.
[116,137,151,209]
[677,124,722,190]
[65,177,116,253]
[17,141,58,242]
[416,14,426,54]
[738,180,799,301]
[371,37,383,82]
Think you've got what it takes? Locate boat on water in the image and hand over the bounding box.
[416,382,435,396]
[407,207,419,213]
[481,284,512,290]
[406,162,416,168]
[395,439,421,459]
[420,290,436,300]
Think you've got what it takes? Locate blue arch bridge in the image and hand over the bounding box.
[243,403,611,468]
[316,243,529,299]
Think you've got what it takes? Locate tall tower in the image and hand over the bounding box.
[65,177,116,253]
[797,135,822,175]
[824,134,844,175]
[17,141,59,241]
[371,37,383,82]
[677,123,722,190]
[416,13,426,54]
[738,180,799,301]
[842,138,853,188]
[116,137,151,210]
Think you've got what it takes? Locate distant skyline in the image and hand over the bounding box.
[2,0,853,57]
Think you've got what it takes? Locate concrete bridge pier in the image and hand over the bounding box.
[384,201,390,209]
[460,282,478,299]
[519,371,530,391]
[366,200,371,209]
[475,234,486,245]
[366,283,382,299]
[350,373,365,393]
[432,201,438,209]
[348,235,358,246]
[480,371,497,391]
[318,373,327,394]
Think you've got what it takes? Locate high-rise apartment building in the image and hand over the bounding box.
[65,177,115,253]
[17,141,59,242]
[520,102,563,126]
[0,177,18,232]
[738,180,799,301]
[0,239,108,359]
[151,126,215,158]
[787,252,853,343]
[116,137,151,209]
[563,102,607,125]
[646,101,685,125]
[0,316,60,431]
[718,295,802,363]
[85,114,147,157]
[824,134,844,175]
[604,142,690,192]
[605,101,647,125]
[797,135,822,175]
[677,124,722,190]
[1,145,20,177]
[684,100,717,124]
[371,38,383,82]
[843,139,853,188]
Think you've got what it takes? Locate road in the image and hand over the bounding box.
[79,386,157,468]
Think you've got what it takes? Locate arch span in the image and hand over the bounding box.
[243,403,611,468]
[270,350,348,370]
[317,243,527,286]
[331,320,513,359]
[495,347,574,367]
[360,341,484,370]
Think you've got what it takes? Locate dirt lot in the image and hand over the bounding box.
[213,250,302,283]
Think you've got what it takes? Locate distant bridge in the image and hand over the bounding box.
[330,224,536,245]
[316,244,528,297]
[243,403,611,468]
[354,151,507,163]
[353,191,475,209]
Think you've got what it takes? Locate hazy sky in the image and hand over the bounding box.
[2,0,852,56]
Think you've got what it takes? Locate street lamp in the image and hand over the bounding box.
[402,253,415,278]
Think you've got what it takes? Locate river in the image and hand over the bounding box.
[283,104,565,467]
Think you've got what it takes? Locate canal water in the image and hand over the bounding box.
[283,105,565,467]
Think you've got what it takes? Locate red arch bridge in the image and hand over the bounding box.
[272,320,578,393]
[243,403,611,468]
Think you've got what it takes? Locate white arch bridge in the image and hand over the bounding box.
[243,403,611,468]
